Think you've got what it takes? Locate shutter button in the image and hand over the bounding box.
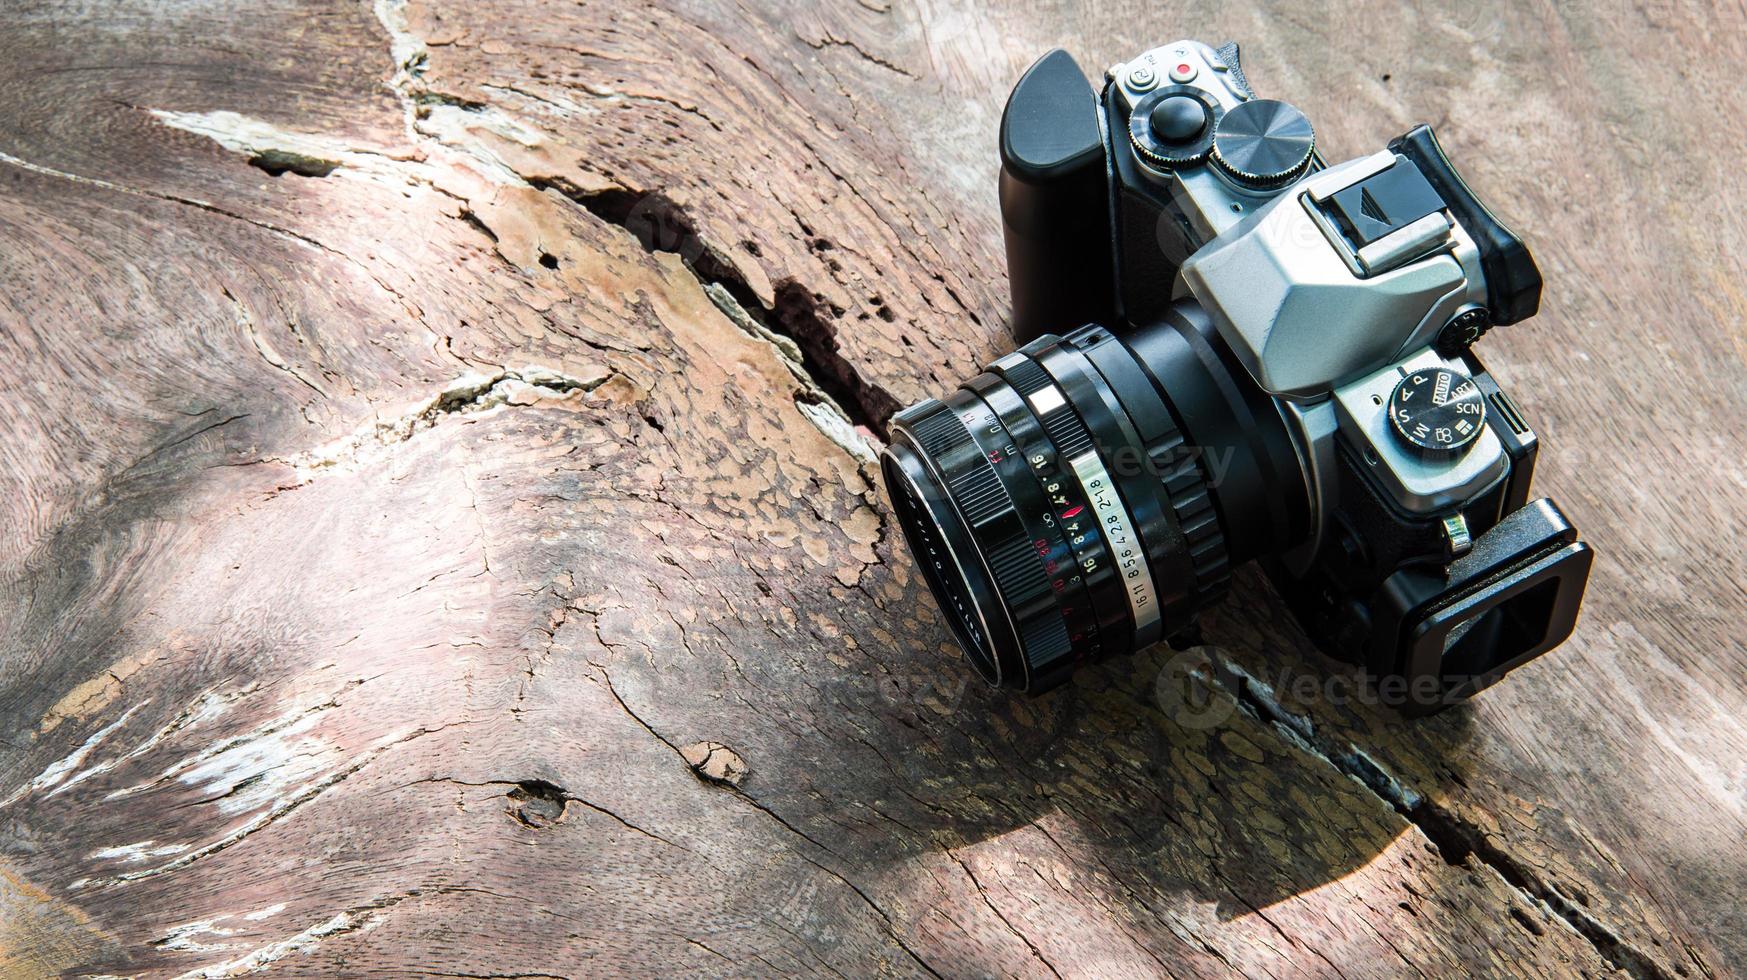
[1151,95,1208,142]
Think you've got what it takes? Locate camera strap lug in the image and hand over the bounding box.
[1441,513,1472,559]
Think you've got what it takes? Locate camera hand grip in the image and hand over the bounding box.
[999,49,1116,342]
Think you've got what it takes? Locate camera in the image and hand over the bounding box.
[881,40,1593,713]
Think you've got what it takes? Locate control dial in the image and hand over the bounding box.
[1127,87,1221,170]
[1435,307,1492,356]
[1210,99,1315,188]
[1387,368,1487,457]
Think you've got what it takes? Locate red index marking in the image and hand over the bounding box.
[1061,505,1084,519]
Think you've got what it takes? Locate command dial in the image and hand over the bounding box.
[1210,99,1315,188]
[1387,368,1487,457]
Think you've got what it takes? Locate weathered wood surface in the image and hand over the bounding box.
[0,0,1742,976]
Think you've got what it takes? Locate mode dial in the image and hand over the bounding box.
[1210,99,1315,188]
[1387,368,1487,457]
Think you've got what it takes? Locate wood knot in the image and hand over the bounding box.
[681,741,748,787]
[507,779,570,828]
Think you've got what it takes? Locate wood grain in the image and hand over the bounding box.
[0,0,1742,976]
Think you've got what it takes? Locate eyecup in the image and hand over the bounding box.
[1372,497,1592,715]
[1389,124,1543,326]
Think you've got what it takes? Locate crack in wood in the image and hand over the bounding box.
[703,282,877,463]
[519,178,898,439]
[146,92,891,466]
[1218,658,1681,980]
[264,366,621,482]
[0,702,148,808]
[946,848,1064,979]
[797,31,919,79]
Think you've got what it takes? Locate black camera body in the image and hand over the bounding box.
[882,40,1592,713]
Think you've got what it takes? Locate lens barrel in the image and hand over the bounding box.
[884,303,1308,693]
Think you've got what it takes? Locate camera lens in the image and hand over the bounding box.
[883,302,1309,693]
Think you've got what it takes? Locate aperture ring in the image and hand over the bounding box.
[968,372,1125,674]
[997,347,1176,650]
[999,355,1094,459]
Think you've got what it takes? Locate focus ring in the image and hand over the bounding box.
[949,462,1008,528]
[985,530,1055,623]
[954,390,1089,681]
[899,392,1094,688]
[881,427,1008,683]
[1072,327,1232,609]
[906,404,968,459]
[1018,605,1072,675]
[889,398,1023,685]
